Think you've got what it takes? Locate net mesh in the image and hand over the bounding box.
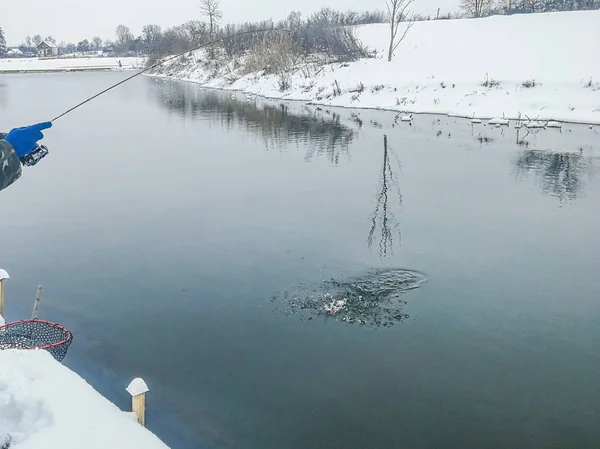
[0,319,73,362]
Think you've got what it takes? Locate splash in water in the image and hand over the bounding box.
[272,268,427,327]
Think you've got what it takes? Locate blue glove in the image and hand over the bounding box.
[5,122,52,157]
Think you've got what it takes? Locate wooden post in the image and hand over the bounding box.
[126,378,149,426]
[31,285,43,319]
[0,280,5,318]
[0,269,10,318]
[132,393,146,426]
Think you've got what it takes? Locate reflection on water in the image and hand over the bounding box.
[513,149,598,203]
[150,79,355,164]
[271,268,426,327]
[152,80,420,327]
[2,73,600,449]
[368,135,403,257]
[149,78,600,207]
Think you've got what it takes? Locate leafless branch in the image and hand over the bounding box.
[386,0,415,62]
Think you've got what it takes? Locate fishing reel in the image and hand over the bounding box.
[20,144,50,167]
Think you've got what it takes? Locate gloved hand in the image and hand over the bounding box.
[4,122,52,157]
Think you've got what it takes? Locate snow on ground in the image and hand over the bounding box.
[0,350,169,449]
[149,10,600,124]
[0,57,142,73]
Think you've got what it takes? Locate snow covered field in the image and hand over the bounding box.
[150,11,600,124]
[0,350,169,449]
[0,57,142,73]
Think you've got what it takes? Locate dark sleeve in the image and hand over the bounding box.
[0,136,23,192]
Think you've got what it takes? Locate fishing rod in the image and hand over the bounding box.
[22,27,284,167]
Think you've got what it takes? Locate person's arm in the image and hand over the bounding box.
[0,135,23,192]
[0,122,52,193]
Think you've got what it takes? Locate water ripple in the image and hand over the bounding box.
[272,268,427,327]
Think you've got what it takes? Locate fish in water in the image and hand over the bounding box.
[272,268,427,327]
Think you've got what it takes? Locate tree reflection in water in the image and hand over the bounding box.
[368,135,403,257]
[150,79,355,165]
[513,149,597,204]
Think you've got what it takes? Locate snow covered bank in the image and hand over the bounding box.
[0,350,169,449]
[0,57,142,73]
[149,11,600,124]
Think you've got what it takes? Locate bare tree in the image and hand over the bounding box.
[199,0,223,37]
[45,36,56,44]
[0,27,6,58]
[32,34,43,46]
[77,39,90,53]
[161,26,191,54]
[386,0,415,62]
[496,0,515,12]
[460,0,495,17]
[285,11,303,30]
[184,20,210,46]
[115,24,134,48]
[142,24,163,54]
[92,36,103,50]
[24,35,33,49]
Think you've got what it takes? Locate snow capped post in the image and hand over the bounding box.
[127,378,149,426]
[0,269,9,317]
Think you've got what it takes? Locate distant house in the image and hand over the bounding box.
[6,48,24,57]
[37,41,58,58]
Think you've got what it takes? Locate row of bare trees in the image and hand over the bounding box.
[15,23,145,56]
[144,2,390,61]
[461,0,599,18]
[136,0,417,92]
[9,0,412,62]
[14,35,107,55]
[10,0,597,60]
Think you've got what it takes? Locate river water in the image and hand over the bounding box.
[1,72,599,449]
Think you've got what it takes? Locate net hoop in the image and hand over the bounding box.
[0,319,73,362]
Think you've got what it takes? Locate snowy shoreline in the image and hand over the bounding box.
[147,11,600,125]
[157,80,600,127]
[0,57,142,74]
[0,350,169,448]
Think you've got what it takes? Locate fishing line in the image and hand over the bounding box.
[20,28,285,166]
[50,28,283,122]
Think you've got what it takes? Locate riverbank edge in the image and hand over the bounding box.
[0,349,171,448]
[0,67,135,74]
[145,73,600,127]
[143,11,600,127]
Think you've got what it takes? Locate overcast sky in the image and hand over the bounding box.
[3,0,457,46]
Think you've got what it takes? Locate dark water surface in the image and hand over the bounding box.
[1,72,599,449]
